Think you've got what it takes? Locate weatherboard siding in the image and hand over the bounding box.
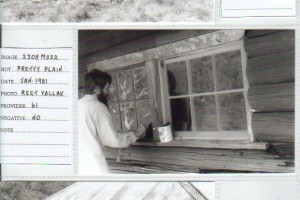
[245,30,295,143]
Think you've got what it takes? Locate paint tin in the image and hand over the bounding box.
[157,124,173,143]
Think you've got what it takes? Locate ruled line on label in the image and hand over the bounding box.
[7,71,70,73]
[33,107,69,109]
[0,107,69,110]
[28,119,69,122]
[1,163,72,165]
[0,119,69,122]
[7,83,69,85]
[8,131,69,134]
[17,59,70,61]
[1,156,70,158]
[34,119,69,122]
[0,143,70,146]
[224,8,293,11]
[3,47,72,49]
[221,0,296,18]
[13,95,69,97]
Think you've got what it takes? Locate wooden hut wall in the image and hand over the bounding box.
[244,30,295,143]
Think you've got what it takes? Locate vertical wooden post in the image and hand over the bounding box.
[146,60,160,141]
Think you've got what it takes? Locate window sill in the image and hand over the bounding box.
[133,138,269,150]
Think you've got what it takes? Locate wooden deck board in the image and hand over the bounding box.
[104,146,293,173]
[133,139,268,150]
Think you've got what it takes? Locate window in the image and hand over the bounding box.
[105,42,252,141]
[107,64,153,132]
[160,43,252,140]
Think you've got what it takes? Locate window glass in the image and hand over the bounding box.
[191,56,214,93]
[215,50,243,91]
[218,93,247,130]
[120,101,137,131]
[194,95,218,131]
[117,69,134,101]
[170,98,192,131]
[136,99,152,127]
[107,72,119,102]
[165,49,248,135]
[166,61,189,96]
[108,102,122,131]
[133,67,149,99]
[107,65,152,132]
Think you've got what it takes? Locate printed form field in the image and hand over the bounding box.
[222,0,296,18]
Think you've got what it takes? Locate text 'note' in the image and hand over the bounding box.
[0,48,72,167]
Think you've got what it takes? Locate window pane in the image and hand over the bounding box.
[108,102,121,131]
[215,50,243,91]
[170,98,192,131]
[194,95,218,131]
[166,61,189,96]
[117,69,134,101]
[136,99,152,127]
[133,67,149,99]
[120,101,137,131]
[190,56,214,93]
[218,93,247,130]
[107,72,119,102]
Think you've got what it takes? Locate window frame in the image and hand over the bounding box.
[106,62,156,132]
[158,40,254,141]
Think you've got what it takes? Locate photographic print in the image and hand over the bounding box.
[78,29,295,175]
[0,0,214,23]
[0,181,74,200]
[0,181,215,200]
[46,182,214,200]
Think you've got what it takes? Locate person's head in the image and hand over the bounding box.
[84,69,112,105]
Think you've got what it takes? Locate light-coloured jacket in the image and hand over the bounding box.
[78,95,137,175]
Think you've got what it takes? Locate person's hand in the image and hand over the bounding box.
[134,124,146,138]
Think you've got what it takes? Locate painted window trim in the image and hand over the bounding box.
[106,62,154,131]
[158,40,254,141]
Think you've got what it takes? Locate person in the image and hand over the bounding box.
[78,69,145,175]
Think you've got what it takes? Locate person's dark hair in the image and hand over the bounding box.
[84,69,112,94]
